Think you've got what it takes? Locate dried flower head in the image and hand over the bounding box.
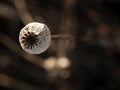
[19,22,51,54]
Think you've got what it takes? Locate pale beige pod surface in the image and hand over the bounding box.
[19,22,51,54]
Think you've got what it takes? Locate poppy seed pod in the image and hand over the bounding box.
[19,22,51,54]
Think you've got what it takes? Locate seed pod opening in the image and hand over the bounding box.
[19,22,51,54]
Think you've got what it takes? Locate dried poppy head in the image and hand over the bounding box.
[19,22,51,54]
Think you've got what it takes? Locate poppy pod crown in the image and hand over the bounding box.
[19,22,51,54]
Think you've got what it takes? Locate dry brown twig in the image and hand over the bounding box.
[13,0,34,24]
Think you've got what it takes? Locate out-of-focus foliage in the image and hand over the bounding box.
[0,0,120,90]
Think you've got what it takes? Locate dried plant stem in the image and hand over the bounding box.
[13,0,34,24]
[57,0,77,57]
[52,34,75,40]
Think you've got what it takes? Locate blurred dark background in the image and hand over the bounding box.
[0,0,120,90]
